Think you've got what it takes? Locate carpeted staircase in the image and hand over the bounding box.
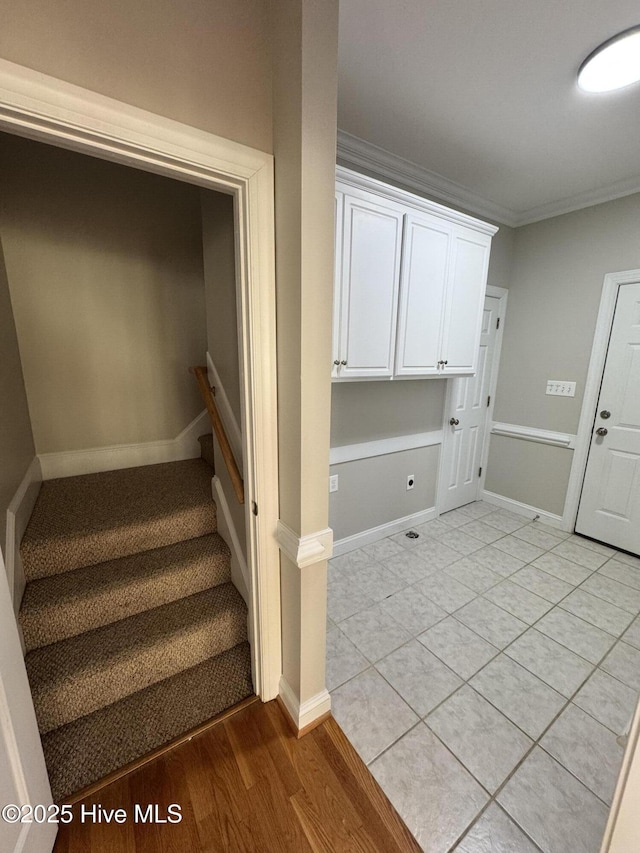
[19,456,253,802]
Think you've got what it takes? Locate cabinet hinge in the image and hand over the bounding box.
[478,466,483,477]
[487,395,491,407]
[251,501,258,516]
[496,317,500,329]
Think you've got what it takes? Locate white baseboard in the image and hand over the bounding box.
[481,490,569,531]
[212,475,249,603]
[333,507,437,556]
[38,410,209,480]
[206,352,243,473]
[6,457,42,612]
[279,676,332,732]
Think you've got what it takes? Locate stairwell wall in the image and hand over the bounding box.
[0,234,35,561]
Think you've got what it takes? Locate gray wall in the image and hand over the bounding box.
[486,191,640,514]
[0,134,207,454]
[0,235,35,560]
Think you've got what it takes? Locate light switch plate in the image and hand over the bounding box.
[546,380,576,397]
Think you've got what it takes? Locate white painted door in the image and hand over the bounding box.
[394,212,451,376]
[0,551,57,853]
[439,295,500,513]
[576,282,640,554]
[335,192,404,379]
[440,227,491,375]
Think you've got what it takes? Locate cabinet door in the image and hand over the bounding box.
[395,212,451,376]
[440,227,491,374]
[332,191,344,378]
[338,193,404,378]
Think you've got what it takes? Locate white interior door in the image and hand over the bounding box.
[0,550,56,853]
[439,294,500,513]
[576,282,640,555]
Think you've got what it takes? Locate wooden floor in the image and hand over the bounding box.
[54,698,421,852]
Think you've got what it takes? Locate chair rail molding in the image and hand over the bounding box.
[276,521,334,569]
[330,430,442,466]
[491,422,577,449]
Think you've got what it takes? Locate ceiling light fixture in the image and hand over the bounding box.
[578,26,640,92]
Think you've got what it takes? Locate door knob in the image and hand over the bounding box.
[333,360,340,366]
[449,418,460,426]
[595,427,608,436]
[600,410,611,419]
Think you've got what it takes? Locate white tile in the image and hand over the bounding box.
[497,748,609,853]
[325,627,369,691]
[512,524,565,551]
[550,540,609,571]
[457,519,505,545]
[327,575,374,623]
[370,723,488,853]
[532,552,592,586]
[484,579,552,623]
[437,529,485,556]
[330,668,418,765]
[444,556,502,593]
[361,537,406,561]
[455,804,540,853]
[439,508,478,528]
[417,572,477,613]
[541,703,624,805]
[412,539,461,570]
[509,565,574,603]
[340,603,412,662]
[533,522,571,540]
[573,668,639,735]
[492,535,545,564]
[623,615,640,650]
[567,534,616,557]
[505,629,593,698]
[581,573,640,614]
[457,501,497,520]
[416,519,457,537]
[389,530,423,550]
[613,551,640,569]
[481,509,529,534]
[418,617,499,680]
[330,548,380,574]
[559,589,634,636]
[382,550,436,585]
[467,545,525,578]
[470,655,565,738]
[535,608,616,664]
[379,586,447,636]
[456,598,527,649]
[428,686,532,793]
[350,563,407,603]
[599,559,640,592]
[600,642,640,691]
[376,640,462,717]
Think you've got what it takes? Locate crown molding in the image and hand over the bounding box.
[337,129,640,229]
[337,129,519,227]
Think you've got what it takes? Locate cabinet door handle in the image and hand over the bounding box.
[341,360,347,365]
[449,417,460,426]
[443,360,448,365]
[333,360,340,366]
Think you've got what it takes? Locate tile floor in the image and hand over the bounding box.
[327,501,640,853]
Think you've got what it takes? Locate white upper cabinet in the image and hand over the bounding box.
[333,168,497,381]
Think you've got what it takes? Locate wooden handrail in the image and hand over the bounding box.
[190,365,244,504]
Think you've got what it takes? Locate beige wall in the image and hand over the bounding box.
[487,192,640,514]
[0,0,272,153]
[0,134,207,454]
[0,234,35,559]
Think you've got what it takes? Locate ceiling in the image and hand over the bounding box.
[337,0,640,226]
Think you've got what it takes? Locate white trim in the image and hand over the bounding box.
[479,287,508,494]
[206,351,243,471]
[601,695,640,853]
[38,410,209,480]
[482,489,567,530]
[564,269,640,534]
[278,676,332,732]
[0,59,281,702]
[491,422,577,449]
[337,130,514,227]
[336,161,499,235]
[276,522,334,569]
[212,475,249,601]
[337,129,640,229]
[330,430,443,466]
[5,457,41,612]
[333,507,437,556]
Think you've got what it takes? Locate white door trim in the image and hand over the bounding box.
[564,269,640,533]
[437,285,508,513]
[0,59,282,701]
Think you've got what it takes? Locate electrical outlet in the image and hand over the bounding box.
[406,474,415,491]
[329,474,339,493]
[546,380,576,397]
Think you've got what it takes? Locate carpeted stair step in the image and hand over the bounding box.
[20,533,231,652]
[26,582,247,734]
[43,642,253,802]
[198,432,215,469]
[21,459,216,581]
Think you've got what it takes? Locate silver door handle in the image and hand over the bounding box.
[449,418,460,426]
[600,410,611,419]
[596,427,608,436]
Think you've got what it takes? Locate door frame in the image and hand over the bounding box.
[437,284,508,513]
[0,59,282,701]
[564,268,640,533]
